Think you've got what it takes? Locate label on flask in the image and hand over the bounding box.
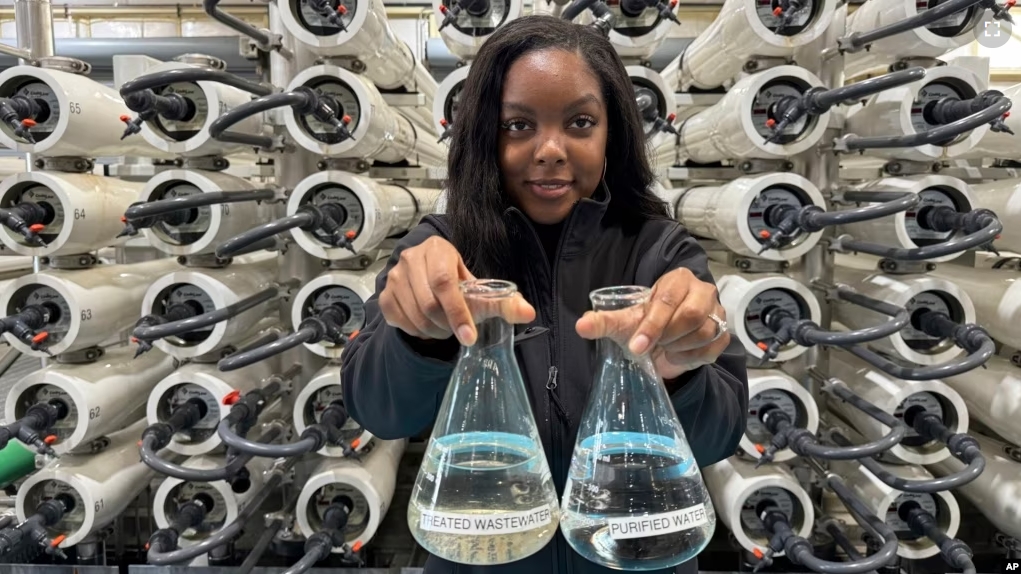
[418,506,553,536]
[606,504,710,540]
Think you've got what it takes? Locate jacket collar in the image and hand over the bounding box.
[503,181,612,258]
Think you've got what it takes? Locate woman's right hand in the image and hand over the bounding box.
[379,236,536,346]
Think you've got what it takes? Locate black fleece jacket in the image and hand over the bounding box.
[341,186,748,574]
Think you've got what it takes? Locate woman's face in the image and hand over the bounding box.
[498,48,608,225]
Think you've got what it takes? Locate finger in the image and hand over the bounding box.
[507,293,537,324]
[661,332,730,368]
[392,270,447,339]
[575,306,644,344]
[426,249,476,345]
[408,253,454,335]
[663,313,723,352]
[380,287,422,337]
[658,282,718,346]
[629,281,688,355]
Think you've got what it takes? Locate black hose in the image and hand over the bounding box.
[764,68,926,144]
[139,425,282,482]
[132,286,279,343]
[837,0,1003,53]
[215,212,315,259]
[146,456,298,565]
[844,318,995,380]
[285,504,353,574]
[217,395,350,458]
[755,381,907,464]
[900,502,977,574]
[837,96,1012,151]
[237,519,283,574]
[760,287,909,359]
[811,68,927,112]
[119,68,273,100]
[561,0,600,20]
[217,325,319,372]
[209,88,350,150]
[772,459,900,574]
[209,91,310,149]
[831,412,985,492]
[124,189,276,222]
[202,0,278,50]
[804,192,921,230]
[218,307,348,372]
[834,209,1002,261]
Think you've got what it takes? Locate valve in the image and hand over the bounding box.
[0,202,49,247]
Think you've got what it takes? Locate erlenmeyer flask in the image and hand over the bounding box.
[561,285,716,571]
[408,279,560,565]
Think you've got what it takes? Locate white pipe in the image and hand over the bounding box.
[0,258,182,357]
[672,0,836,91]
[843,0,980,78]
[135,61,265,159]
[627,66,678,171]
[702,456,814,557]
[678,65,829,163]
[0,171,144,257]
[966,177,1021,254]
[140,254,280,359]
[284,64,445,165]
[674,173,826,261]
[433,65,469,137]
[153,454,274,546]
[710,265,823,362]
[739,369,819,463]
[288,171,442,261]
[835,175,977,263]
[575,4,678,60]
[16,419,171,547]
[146,357,280,456]
[4,345,176,455]
[293,364,373,457]
[842,66,988,161]
[290,265,380,359]
[278,0,437,103]
[827,458,960,559]
[826,352,969,465]
[832,263,976,365]
[435,0,524,61]
[139,170,272,258]
[928,264,1021,350]
[296,438,406,551]
[941,356,1021,446]
[927,431,1021,539]
[0,65,163,158]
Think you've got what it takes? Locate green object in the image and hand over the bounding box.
[0,441,36,488]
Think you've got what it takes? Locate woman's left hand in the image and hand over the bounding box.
[576,268,730,380]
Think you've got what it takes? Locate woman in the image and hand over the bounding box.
[341,15,748,574]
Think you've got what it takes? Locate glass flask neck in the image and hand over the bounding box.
[589,286,651,312]
[461,279,519,352]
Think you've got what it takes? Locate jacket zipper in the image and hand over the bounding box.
[518,207,578,574]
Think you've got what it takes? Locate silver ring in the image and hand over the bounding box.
[707,312,728,342]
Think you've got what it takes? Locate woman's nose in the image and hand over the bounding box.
[534,131,567,165]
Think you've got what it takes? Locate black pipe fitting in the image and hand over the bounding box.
[928,90,1013,135]
[0,97,42,143]
[900,501,976,573]
[141,398,208,450]
[300,402,349,451]
[916,311,993,353]
[123,90,192,121]
[0,202,48,246]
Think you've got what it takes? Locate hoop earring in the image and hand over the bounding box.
[602,157,607,181]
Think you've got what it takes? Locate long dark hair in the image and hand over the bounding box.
[445,15,670,279]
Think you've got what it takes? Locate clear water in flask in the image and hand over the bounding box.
[408,279,559,566]
[561,286,716,571]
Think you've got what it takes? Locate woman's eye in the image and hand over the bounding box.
[502,120,530,131]
[570,117,595,129]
